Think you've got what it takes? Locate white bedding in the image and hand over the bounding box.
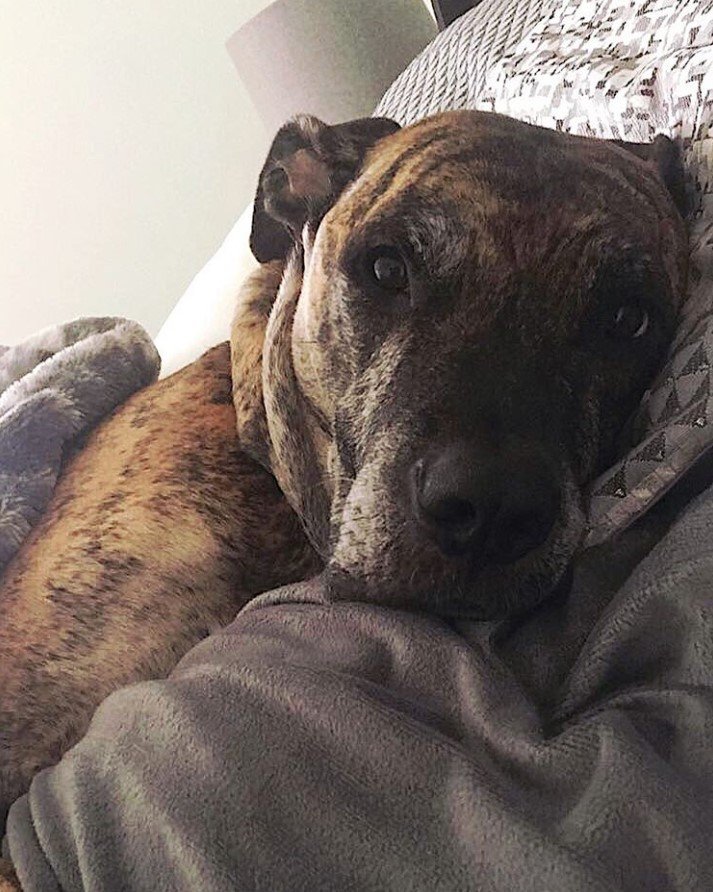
[154,204,257,378]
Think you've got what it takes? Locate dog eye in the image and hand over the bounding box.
[609,304,650,340]
[369,247,408,291]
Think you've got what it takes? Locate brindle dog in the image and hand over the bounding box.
[0,111,687,874]
[239,110,687,619]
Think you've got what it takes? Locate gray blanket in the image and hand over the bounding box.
[0,318,160,573]
[3,454,713,891]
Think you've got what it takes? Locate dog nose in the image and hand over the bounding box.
[411,444,560,563]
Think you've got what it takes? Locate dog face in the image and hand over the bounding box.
[248,110,688,618]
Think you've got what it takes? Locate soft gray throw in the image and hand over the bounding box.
[0,318,160,574]
[4,456,713,891]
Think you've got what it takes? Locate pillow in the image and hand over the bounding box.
[154,204,258,378]
[377,0,713,548]
[377,0,560,124]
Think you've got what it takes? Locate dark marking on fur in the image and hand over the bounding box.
[0,342,320,827]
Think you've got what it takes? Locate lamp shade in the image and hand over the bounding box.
[226,0,436,135]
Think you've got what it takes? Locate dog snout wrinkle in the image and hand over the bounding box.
[411,443,561,565]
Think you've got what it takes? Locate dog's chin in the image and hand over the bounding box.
[324,472,587,619]
[324,547,577,620]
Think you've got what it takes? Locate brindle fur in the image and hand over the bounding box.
[0,859,18,891]
[241,110,687,620]
[0,111,688,885]
[0,343,318,829]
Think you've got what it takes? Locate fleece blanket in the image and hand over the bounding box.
[3,454,713,891]
[0,318,160,574]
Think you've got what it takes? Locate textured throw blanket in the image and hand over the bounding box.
[0,318,160,574]
[3,459,712,891]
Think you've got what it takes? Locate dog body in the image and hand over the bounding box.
[0,110,687,841]
[0,345,317,822]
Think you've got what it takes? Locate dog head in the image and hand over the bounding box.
[247,110,688,618]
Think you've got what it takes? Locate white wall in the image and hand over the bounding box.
[0,1,434,346]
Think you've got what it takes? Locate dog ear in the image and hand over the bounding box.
[610,134,689,218]
[250,114,401,263]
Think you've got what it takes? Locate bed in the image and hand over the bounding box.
[6,2,713,889]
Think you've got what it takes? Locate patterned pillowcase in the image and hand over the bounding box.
[377,0,560,121]
[377,0,713,547]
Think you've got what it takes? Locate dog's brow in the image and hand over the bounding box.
[342,201,470,280]
[588,253,663,309]
[366,125,455,197]
[404,209,470,276]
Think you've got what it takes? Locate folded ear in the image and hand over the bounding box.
[610,134,689,218]
[250,115,401,263]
